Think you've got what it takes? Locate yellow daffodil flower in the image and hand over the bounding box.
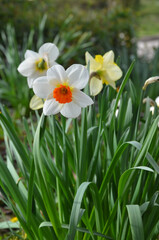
[85,50,122,96]
[10,216,18,222]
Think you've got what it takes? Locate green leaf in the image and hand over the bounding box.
[127,205,144,240]
[0,106,30,171]
[33,114,62,239]
[118,166,154,199]
[0,220,20,229]
[111,60,135,123]
[65,182,104,240]
[39,222,112,239]
[142,192,159,239]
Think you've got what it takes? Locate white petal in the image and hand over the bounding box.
[17,58,36,77]
[115,109,119,117]
[27,77,34,88]
[66,64,89,89]
[150,106,155,115]
[106,63,122,80]
[85,52,101,72]
[155,96,159,107]
[39,43,59,62]
[27,70,47,88]
[46,45,59,66]
[29,95,44,110]
[25,50,39,59]
[43,97,63,115]
[33,76,53,99]
[47,65,67,86]
[72,89,93,107]
[60,102,81,118]
[90,77,103,96]
[103,50,114,64]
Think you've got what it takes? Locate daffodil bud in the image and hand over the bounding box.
[142,76,159,90]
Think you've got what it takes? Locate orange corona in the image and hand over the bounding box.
[53,84,72,104]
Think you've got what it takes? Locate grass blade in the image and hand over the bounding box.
[126,205,144,240]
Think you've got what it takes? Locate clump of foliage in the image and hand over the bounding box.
[0,58,159,239]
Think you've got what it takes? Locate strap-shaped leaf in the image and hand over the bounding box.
[127,205,144,240]
[65,182,104,240]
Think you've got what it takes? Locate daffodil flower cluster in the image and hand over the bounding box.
[17,43,122,118]
[18,43,93,118]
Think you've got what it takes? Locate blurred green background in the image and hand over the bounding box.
[0,0,137,51]
[1,0,159,43]
[0,0,159,117]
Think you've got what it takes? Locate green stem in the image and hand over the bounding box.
[73,118,80,188]
[79,108,87,184]
[52,116,63,223]
[87,118,102,181]
[27,158,35,226]
[62,116,68,184]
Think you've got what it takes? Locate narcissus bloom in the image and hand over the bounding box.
[17,43,59,88]
[85,51,122,96]
[33,64,93,118]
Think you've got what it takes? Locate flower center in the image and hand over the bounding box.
[35,58,48,72]
[53,84,72,104]
[95,55,104,65]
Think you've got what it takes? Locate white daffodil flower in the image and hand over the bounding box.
[85,51,122,96]
[33,64,94,118]
[17,43,59,88]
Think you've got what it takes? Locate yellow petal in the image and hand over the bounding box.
[103,50,114,64]
[90,77,103,96]
[107,79,116,89]
[85,52,101,72]
[101,73,117,89]
[106,63,122,81]
[29,95,44,110]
